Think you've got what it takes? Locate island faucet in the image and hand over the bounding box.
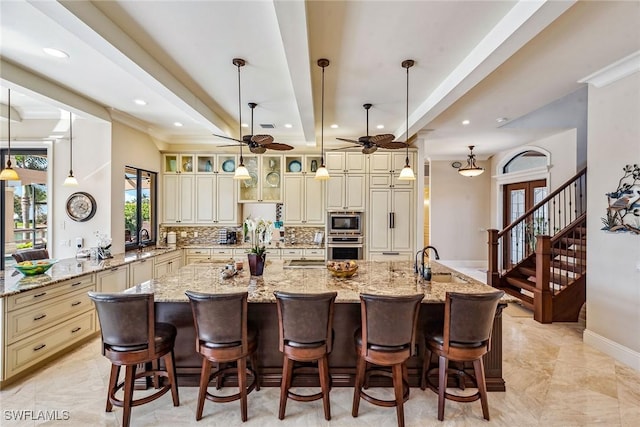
[414,246,440,280]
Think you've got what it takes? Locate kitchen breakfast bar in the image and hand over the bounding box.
[127,258,510,391]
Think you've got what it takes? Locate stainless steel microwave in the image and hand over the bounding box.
[328,211,363,235]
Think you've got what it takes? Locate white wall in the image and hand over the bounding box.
[584,71,640,370]
[53,118,112,259]
[429,159,491,261]
[111,121,162,252]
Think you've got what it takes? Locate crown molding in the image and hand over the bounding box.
[578,50,640,88]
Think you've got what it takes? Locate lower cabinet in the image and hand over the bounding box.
[129,258,154,286]
[96,265,130,293]
[154,250,183,278]
[1,275,97,385]
[184,248,212,265]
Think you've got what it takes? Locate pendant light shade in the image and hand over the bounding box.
[232,58,251,181]
[63,112,78,186]
[397,59,415,181]
[0,88,20,181]
[458,145,485,177]
[315,58,330,180]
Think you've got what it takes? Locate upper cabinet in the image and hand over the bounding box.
[238,155,283,202]
[283,154,323,175]
[369,151,416,188]
[325,152,366,173]
[164,154,195,174]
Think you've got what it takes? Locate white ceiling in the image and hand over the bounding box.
[1,1,639,160]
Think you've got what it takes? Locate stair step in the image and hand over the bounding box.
[518,266,536,277]
[505,276,537,293]
[551,259,586,274]
[552,248,586,259]
[502,286,534,308]
[561,236,585,246]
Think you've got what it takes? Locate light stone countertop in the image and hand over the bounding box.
[126,259,511,304]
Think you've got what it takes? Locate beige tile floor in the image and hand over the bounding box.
[1,305,639,426]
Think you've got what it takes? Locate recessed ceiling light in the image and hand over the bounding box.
[496,117,508,123]
[284,123,293,128]
[43,47,69,58]
[462,120,470,126]
[330,124,338,129]
[173,122,183,127]
[241,123,249,128]
[376,124,384,129]
[134,99,147,106]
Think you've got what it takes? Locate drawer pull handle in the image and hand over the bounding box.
[33,292,47,298]
[111,267,119,271]
[71,327,82,333]
[71,301,82,307]
[33,344,46,352]
[71,281,82,287]
[33,314,47,321]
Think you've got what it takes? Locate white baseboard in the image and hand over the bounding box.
[583,329,640,371]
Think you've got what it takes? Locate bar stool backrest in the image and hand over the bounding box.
[445,291,504,350]
[360,293,424,350]
[89,292,153,353]
[185,291,247,347]
[274,291,338,352]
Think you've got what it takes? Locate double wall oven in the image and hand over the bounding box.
[327,211,364,260]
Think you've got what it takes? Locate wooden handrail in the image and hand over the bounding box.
[498,167,586,239]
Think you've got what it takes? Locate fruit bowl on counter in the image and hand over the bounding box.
[326,260,358,278]
[13,259,57,276]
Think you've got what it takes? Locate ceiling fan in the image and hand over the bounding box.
[336,103,407,154]
[214,103,293,153]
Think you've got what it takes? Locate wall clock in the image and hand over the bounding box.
[66,192,97,222]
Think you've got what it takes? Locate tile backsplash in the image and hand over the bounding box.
[159,225,325,246]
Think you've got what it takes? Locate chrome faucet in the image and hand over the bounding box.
[415,246,440,280]
[138,228,150,251]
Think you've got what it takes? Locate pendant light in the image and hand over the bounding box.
[398,59,416,181]
[63,112,78,186]
[314,58,330,180]
[0,88,20,181]
[458,145,485,177]
[232,58,251,180]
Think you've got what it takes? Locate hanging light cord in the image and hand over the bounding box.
[237,62,244,165]
[321,62,325,167]
[405,62,410,166]
[69,112,73,175]
[6,89,13,169]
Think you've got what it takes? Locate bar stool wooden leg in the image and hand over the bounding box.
[106,364,119,412]
[420,348,431,390]
[352,356,366,417]
[196,359,211,421]
[437,355,448,421]
[122,364,136,427]
[164,351,180,406]
[473,358,490,420]
[238,357,248,422]
[393,363,406,427]
[318,355,331,420]
[250,351,260,391]
[278,356,294,420]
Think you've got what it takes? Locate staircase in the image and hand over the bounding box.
[488,168,587,323]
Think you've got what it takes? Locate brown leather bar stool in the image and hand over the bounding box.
[274,291,338,421]
[12,248,49,263]
[185,291,259,422]
[88,292,179,427]
[352,293,424,427]
[421,291,504,421]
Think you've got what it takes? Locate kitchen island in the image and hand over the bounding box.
[127,259,511,391]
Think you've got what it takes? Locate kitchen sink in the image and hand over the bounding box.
[430,272,453,282]
[283,259,326,268]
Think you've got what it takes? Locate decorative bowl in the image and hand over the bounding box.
[326,261,358,278]
[14,259,57,276]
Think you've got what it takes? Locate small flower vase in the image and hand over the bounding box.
[247,253,266,276]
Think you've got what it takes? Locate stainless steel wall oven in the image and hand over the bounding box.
[327,211,364,260]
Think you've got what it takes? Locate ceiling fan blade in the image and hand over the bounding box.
[262,142,294,151]
[213,133,242,143]
[369,134,395,144]
[328,145,359,151]
[376,141,408,150]
[362,145,378,154]
[336,137,362,144]
[251,134,274,144]
[249,145,267,154]
[218,143,244,148]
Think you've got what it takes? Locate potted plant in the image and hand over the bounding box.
[244,217,274,276]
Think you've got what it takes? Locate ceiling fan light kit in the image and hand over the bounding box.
[397,59,415,181]
[458,145,485,177]
[63,111,78,186]
[231,58,251,180]
[315,58,330,180]
[0,88,20,181]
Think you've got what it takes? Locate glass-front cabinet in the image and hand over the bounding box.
[238,155,283,202]
[283,154,323,175]
[163,154,195,174]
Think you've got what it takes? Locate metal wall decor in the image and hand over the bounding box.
[602,164,640,234]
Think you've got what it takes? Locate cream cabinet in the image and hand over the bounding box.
[283,174,325,225]
[326,173,367,211]
[368,187,414,259]
[369,151,416,188]
[154,250,182,278]
[238,155,283,202]
[184,248,212,264]
[163,173,195,223]
[129,258,154,286]
[163,154,195,174]
[96,265,130,293]
[195,174,239,224]
[1,275,97,384]
[325,152,366,173]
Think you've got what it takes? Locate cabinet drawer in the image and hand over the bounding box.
[185,248,211,256]
[281,248,303,258]
[155,250,182,264]
[211,248,233,258]
[6,275,95,312]
[370,174,392,188]
[303,248,325,258]
[369,252,413,261]
[7,287,95,344]
[5,311,96,378]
